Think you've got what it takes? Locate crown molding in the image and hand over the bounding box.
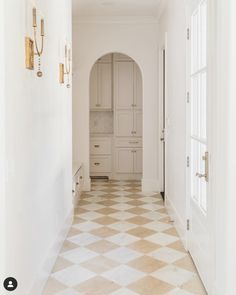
[157,0,169,20]
[73,15,159,25]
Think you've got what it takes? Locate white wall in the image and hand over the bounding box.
[159,0,187,241]
[72,20,160,191]
[2,1,72,294]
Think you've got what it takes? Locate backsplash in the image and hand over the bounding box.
[90,111,114,134]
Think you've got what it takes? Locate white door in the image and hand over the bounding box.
[188,0,210,291]
[98,63,112,109]
[114,61,134,110]
[115,111,134,137]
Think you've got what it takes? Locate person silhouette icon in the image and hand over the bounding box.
[7,281,14,288]
[3,277,18,291]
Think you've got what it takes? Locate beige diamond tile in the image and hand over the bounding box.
[52,256,73,273]
[81,256,118,274]
[127,227,156,238]
[98,200,119,206]
[164,227,179,237]
[128,240,161,254]
[90,226,119,238]
[42,277,67,295]
[60,240,79,254]
[126,216,152,225]
[96,208,118,215]
[174,256,198,273]
[128,255,167,273]
[126,200,146,206]
[128,276,174,295]
[87,240,119,254]
[168,240,187,253]
[181,276,207,294]
[75,276,120,295]
[74,207,88,215]
[73,217,86,225]
[93,216,119,225]
[126,207,149,215]
[67,227,82,238]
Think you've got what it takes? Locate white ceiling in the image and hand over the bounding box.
[72,0,163,18]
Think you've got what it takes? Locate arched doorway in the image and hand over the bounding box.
[89,52,143,181]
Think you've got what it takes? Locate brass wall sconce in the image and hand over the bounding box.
[59,45,71,88]
[25,7,45,77]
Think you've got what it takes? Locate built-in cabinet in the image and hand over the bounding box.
[90,57,113,110]
[90,53,143,180]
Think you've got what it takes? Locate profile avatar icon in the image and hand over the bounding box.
[3,277,18,291]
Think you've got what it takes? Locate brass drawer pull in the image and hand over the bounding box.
[94,162,100,166]
[94,145,100,148]
[129,141,139,144]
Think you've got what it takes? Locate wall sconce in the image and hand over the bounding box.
[59,44,71,88]
[25,7,45,77]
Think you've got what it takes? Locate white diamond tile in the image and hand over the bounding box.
[112,196,132,203]
[61,248,98,264]
[68,233,101,246]
[79,211,103,220]
[141,211,167,221]
[102,265,145,286]
[111,191,132,196]
[108,221,137,232]
[149,247,187,264]
[165,288,196,295]
[104,247,142,263]
[111,203,134,211]
[144,221,173,232]
[137,192,158,197]
[140,203,164,211]
[80,203,105,211]
[106,233,140,246]
[110,289,139,295]
[55,289,82,295]
[52,265,96,287]
[85,191,107,196]
[109,211,136,220]
[73,221,103,231]
[146,233,179,246]
[151,265,196,287]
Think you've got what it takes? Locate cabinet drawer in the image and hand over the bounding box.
[90,156,112,173]
[90,138,112,155]
[115,138,142,148]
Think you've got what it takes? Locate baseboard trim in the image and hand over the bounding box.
[165,196,187,248]
[28,209,73,295]
[142,179,159,192]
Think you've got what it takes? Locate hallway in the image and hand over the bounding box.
[43,181,206,295]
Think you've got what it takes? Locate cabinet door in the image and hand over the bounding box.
[134,149,143,173]
[134,111,142,137]
[134,63,143,110]
[90,63,98,109]
[116,148,134,173]
[114,62,134,110]
[98,63,112,109]
[115,111,134,137]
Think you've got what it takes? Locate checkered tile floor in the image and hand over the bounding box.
[43,181,207,295]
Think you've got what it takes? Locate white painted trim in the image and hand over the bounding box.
[157,0,169,20]
[28,209,73,295]
[73,16,159,25]
[83,177,91,192]
[165,196,187,248]
[142,179,159,192]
